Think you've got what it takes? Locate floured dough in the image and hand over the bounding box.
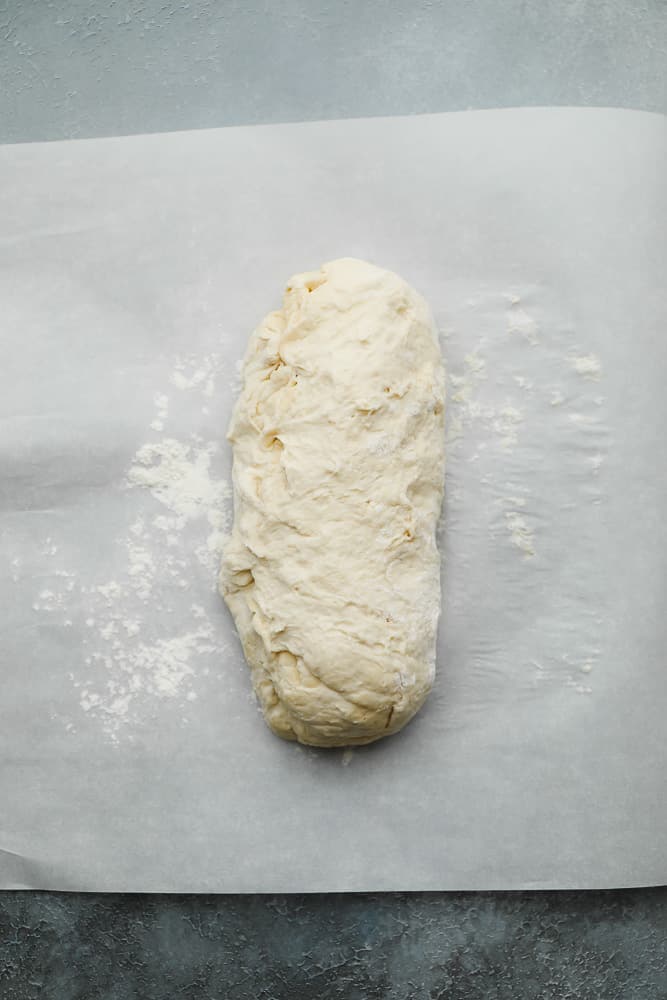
[220,258,445,747]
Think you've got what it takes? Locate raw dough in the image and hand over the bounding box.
[220,258,445,747]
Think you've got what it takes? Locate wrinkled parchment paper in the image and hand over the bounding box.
[1,108,665,891]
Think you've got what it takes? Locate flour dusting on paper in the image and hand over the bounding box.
[127,438,228,523]
[444,289,611,695]
[446,349,490,446]
[493,405,523,450]
[230,357,245,395]
[568,353,601,380]
[126,436,232,577]
[499,497,535,558]
[150,392,169,431]
[169,353,222,396]
[29,355,233,743]
[506,297,539,345]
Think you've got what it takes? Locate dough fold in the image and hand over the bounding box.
[220,258,445,747]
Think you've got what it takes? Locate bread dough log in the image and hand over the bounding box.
[220,258,445,747]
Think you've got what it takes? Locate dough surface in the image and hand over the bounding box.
[220,258,445,747]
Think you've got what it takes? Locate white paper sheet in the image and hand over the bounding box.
[1,108,665,891]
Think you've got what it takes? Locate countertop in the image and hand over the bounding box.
[1,1,666,997]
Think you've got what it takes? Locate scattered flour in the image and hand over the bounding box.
[28,353,233,743]
[507,304,539,345]
[504,510,535,557]
[127,438,230,523]
[125,433,233,578]
[497,497,535,558]
[170,353,222,397]
[446,291,609,698]
[447,344,526,454]
[569,353,601,380]
[446,350,490,445]
[493,405,523,450]
[560,651,599,695]
[150,392,169,432]
[226,356,245,396]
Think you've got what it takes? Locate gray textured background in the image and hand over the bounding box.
[1,0,666,143]
[2,0,667,997]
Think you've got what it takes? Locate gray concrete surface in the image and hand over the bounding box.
[1,2,666,997]
[1,0,666,143]
[1,890,667,998]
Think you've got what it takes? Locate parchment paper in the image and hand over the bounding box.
[1,108,665,891]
